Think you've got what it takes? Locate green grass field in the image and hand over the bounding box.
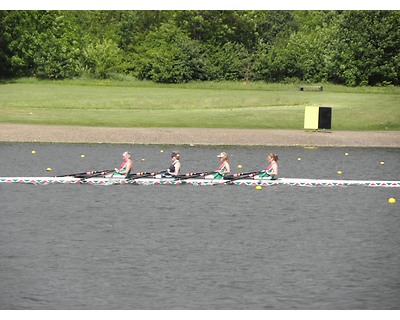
[0,78,399,130]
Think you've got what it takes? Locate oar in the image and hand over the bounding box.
[224,171,263,184]
[57,169,113,178]
[77,169,116,179]
[128,170,166,180]
[88,170,116,178]
[175,171,217,180]
[224,171,257,180]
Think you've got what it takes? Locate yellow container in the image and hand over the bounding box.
[304,106,332,130]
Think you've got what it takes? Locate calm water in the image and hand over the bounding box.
[0,143,399,309]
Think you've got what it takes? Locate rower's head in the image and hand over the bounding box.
[122,151,131,159]
[171,151,180,160]
[217,152,228,161]
[268,153,278,162]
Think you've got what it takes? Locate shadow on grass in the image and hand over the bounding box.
[0,77,18,85]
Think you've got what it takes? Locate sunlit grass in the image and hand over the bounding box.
[0,78,399,130]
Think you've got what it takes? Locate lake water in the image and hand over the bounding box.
[0,143,399,309]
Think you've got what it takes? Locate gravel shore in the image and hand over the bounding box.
[1,123,399,147]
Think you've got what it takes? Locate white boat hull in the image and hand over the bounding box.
[0,176,399,187]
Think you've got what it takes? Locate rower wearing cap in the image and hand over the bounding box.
[162,151,181,178]
[214,152,230,179]
[111,151,133,178]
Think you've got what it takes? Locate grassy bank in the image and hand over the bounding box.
[0,78,399,130]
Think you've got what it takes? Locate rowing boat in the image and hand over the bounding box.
[1,176,399,187]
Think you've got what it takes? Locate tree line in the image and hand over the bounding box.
[0,10,399,86]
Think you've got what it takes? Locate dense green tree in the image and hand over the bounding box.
[327,11,400,86]
[118,11,170,49]
[33,11,82,79]
[261,25,334,83]
[1,11,38,77]
[133,22,203,83]
[251,10,297,47]
[0,10,398,85]
[255,10,399,86]
[81,39,126,79]
[0,11,12,76]
[173,11,255,48]
[204,42,250,81]
[0,11,82,79]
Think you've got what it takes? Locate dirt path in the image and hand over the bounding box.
[1,123,399,147]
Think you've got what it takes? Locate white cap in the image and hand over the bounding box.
[217,152,228,158]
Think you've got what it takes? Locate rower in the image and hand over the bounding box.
[111,151,133,178]
[214,152,231,179]
[162,151,181,178]
[258,153,278,180]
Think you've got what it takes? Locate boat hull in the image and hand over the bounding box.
[0,176,399,187]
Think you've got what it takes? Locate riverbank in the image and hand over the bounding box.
[1,123,399,147]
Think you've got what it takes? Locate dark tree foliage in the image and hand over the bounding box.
[0,10,398,85]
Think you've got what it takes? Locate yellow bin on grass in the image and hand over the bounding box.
[304,106,332,130]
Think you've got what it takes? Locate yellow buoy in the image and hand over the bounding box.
[31,150,36,154]
[345,152,349,156]
[80,154,85,158]
[255,186,262,190]
[141,158,146,162]
[337,171,343,175]
[160,150,164,153]
[46,168,52,171]
[238,164,243,169]
[297,157,301,161]
[380,161,385,165]
[388,198,396,204]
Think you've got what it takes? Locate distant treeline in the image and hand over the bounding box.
[0,10,399,86]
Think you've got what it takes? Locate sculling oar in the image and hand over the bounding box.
[224,171,258,180]
[128,170,166,180]
[175,171,217,180]
[57,169,114,178]
[223,171,263,184]
[88,170,116,178]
